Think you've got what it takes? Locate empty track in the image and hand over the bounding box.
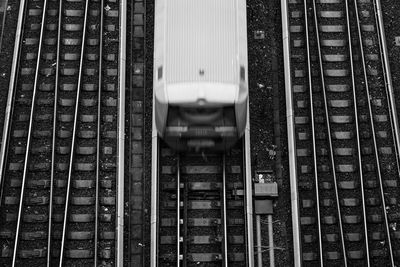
[286,0,400,265]
[0,0,125,266]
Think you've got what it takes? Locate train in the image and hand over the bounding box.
[153,0,249,151]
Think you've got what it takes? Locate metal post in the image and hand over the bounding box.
[268,215,275,267]
[256,215,262,267]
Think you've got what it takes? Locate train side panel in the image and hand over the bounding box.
[235,0,249,134]
[154,0,167,135]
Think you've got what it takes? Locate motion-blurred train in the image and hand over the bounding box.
[153,0,248,151]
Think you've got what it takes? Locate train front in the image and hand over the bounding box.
[153,0,248,151]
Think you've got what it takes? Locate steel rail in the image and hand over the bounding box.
[280,0,301,265]
[182,169,188,267]
[374,0,400,176]
[0,0,9,54]
[222,154,228,267]
[48,0,63,264]
[94,0,105,265]
[12,0,49,265]
[0,0,27,206]
[150,104,159,267]
[311,1,349,265]
[302,0,323,264]
[176,155,181,266]
[117,0,126,265]
[127,1,133,263]
[352,0,395,265]
[379,63,400,177]
[373,16,400,264]
[243,119,254,267]
[58,0,90,265]
[343,0,371,264]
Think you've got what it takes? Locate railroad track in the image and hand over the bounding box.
[151,141,252,267]
[0,0,125,266]
[286,0,400,265]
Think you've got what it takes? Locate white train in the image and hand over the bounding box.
[153,0,248,150]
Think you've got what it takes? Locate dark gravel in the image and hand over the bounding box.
[381,1,400,130]
[247,0,293,266]
[143,0,154,266]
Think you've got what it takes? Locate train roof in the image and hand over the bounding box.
[158,0,245,84]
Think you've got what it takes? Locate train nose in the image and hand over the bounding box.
[179,107,223,125]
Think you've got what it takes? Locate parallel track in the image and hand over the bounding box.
[0,0,125,265]
[287,0,400,265]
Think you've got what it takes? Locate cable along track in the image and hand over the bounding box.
[0,0,121,266]
[288,0,400,265]
[156,142,248,267]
